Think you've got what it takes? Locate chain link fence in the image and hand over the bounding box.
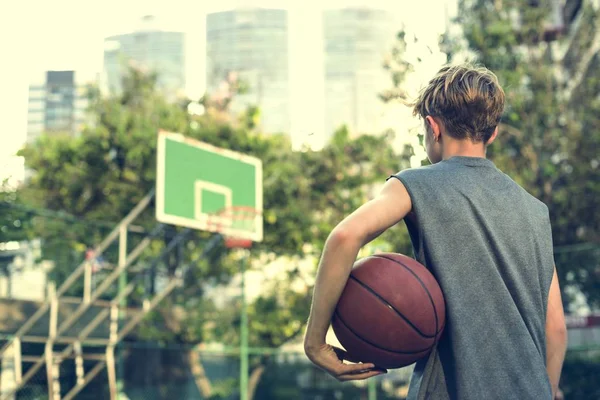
[0,340,413,400]
[0,341,111,399]
[0,205,598,399]
[2,340,599,399]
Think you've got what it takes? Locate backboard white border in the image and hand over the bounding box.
[194,181,232,226]
[156,130,263,242]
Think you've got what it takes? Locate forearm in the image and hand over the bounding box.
[304,229,363,348]
[546,331,567,396]
[545,267,566,397]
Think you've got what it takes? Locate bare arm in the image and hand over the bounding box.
[304,178,411,348]
[303,179,411,381]
[546,267,567,398]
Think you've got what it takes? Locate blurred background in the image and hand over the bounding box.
[0,0,599,399]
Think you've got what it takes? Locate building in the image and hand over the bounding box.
[103,16,185,98]
[0,240,50,301]
[26,70,89,144]
[323,8,398,138]
[206,8,290,134]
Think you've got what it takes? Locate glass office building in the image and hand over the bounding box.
[323,7,397,137]
[26,70,88,144]
[103,16,185,98]
[206,8,290,134]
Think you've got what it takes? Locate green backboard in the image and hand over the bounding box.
[156,130,263,242]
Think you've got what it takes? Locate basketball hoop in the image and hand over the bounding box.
[207,206,261,249]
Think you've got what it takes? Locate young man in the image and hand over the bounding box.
[304,64,567,399]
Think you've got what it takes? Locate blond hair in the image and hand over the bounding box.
[413,64,505,143]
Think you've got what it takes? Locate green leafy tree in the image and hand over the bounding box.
[0,189,36,283]
[194,126,413,399]
[0,189,34,243]
[18,67,190,290]
[443,0,600,310]
[385,1,600,311]
[12,65,413,397]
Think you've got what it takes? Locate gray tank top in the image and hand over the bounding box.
[388,156,554,400]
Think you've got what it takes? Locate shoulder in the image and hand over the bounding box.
[387,164,446,186]
[501,175,552,227]
[500,172,550,217]
[528,195,551,222]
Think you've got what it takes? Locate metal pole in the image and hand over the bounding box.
[240,251,249,400]
[62,278,180,400]
[117,226,127,399]
[13,338,21,386]
[106,346,117,400]
[0,192,154,360]
[118,226,128,309]
[368,378,377,400]
[46,287,58,400]
[83,262,92,304]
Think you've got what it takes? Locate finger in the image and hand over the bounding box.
[337,361,377,375]
[350,366,388,375]
[338,369,386,381]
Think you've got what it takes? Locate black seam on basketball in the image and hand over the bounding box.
[333,310,432,354]
[348,275,435,339]
[436,320,445,335]
[370,254,440,339]
[372,255,439,337]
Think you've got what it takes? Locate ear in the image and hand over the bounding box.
[425,116,442,142]
[486,126,499,145]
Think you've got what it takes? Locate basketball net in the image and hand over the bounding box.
[207,206,260,249]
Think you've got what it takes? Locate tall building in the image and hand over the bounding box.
[323,8,397,138]
[0,240,49,301]
[206,8,290,134]
[103,16,185,98]
[26,70,89,144]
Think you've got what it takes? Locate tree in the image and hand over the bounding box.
[443,0,600,310]
[18,67,189,290]
[13,65,413,398]
[0,189,34,243]
[190,126,414,399]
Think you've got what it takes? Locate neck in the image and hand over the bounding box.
[441,138,487,160]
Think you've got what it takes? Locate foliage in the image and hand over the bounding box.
[8,64,412,361]
[0,40,420,392]
[560,353,600,399]
[444,0,600,310]
[0,189,34,243]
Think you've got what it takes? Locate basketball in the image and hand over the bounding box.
[331,253,446,369]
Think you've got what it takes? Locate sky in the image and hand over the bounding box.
[0,0,456,162]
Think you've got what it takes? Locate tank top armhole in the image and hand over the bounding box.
[387,174,426,264]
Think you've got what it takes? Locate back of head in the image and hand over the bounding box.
[413,64,505,143]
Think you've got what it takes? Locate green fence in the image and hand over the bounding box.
[2,340,597,400]
[0,340,413,400]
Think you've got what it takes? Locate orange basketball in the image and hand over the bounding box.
[332,253,446,369]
